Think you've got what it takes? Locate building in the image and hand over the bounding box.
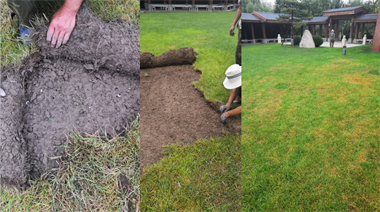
[242,6,378,44]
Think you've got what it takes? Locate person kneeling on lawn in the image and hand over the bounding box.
[220,64,241,124]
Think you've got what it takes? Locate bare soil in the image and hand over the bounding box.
[0,3,139,188]
[140,49,241,167]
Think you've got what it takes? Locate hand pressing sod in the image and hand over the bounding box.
[47,0,83,48]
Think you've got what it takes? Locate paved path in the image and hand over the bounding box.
[283,41,363,48]
[320,41,362,48]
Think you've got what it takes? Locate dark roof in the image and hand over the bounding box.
[242,13,260,21]
[256,11,284,20]
[303,16,329,23]
[323,6,361,13]
[355,14,378,21]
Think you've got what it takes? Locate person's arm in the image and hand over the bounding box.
[229,5,241,36]
[47,0,83,48]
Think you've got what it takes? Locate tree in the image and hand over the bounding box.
[242,0,274,13]
[301,0,331,16]
[274,0,283,13]
[247,2,254,13]
[276,0,313,46]
[330,0,346,9]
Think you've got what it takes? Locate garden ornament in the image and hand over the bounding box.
[0,88,6,97]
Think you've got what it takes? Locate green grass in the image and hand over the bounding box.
[33,0,139,23]
[242,44,380,211]
[0,0,34,66]
[141,134,241,211]
[1,118,140,211]
[141,11,237,103]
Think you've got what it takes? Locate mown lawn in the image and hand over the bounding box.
[141,134,241,211]
[242,44,379,211]
[140,11,241,210]
[141,11,237,102]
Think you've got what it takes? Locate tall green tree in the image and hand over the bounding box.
[242,0,274,13]
[301,0,331,16]
[247,2,255,12]
[274,0,283,13]
[276,0,312,46]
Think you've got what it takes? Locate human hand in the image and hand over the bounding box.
[47,4,77,48]
[229,25,235,36]
[219,104,230,113]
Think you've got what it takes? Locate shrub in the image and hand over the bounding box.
[313,35,324,47]
[294,35,301,45]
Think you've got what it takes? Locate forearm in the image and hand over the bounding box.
[63,0,83,13]
[231,6,241,27]
[227,88,238,106]
[226,106,241,117]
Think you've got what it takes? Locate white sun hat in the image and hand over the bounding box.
[223,64,241,89]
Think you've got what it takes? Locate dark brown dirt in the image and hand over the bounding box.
[0,3,139,188]
[34,3,139,74]
[140,64,240,167]
[140,47,197,69]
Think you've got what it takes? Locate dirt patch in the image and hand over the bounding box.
[34,4,139,74]
[140,49,240,167]
[0,3,139,188]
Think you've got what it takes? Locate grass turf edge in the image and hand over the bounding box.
[1,117,140,211]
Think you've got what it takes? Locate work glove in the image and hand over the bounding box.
[19,25,32,46]
[219,104,230,113]
[220,112,228,124]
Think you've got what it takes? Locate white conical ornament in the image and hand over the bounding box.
[0,88,5,97]
[278,34,281,43]
[362,34,367,45]
[342,35,347,47]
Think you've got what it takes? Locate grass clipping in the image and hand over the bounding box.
[1,118,140,211]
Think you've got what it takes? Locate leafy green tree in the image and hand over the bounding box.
[274,0,283,13]
[301,0,331,16]
[247,2,255,13]
[242,0,274,13]
[276,0,312,46]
